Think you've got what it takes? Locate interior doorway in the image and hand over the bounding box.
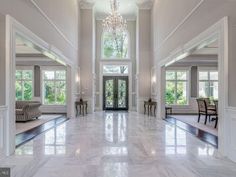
[103,76,129,110]
[156,18,229,156]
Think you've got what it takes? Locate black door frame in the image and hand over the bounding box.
[103,76,129,111]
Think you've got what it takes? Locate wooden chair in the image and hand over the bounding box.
[212,100,218,128]
[196,98,217,125]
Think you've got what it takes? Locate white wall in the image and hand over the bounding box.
[151,0,236,162]
[137,9,152,113]
[151,0,236,107]
[0,0,79,63]
[80,9,95,113]
[0,1,80,155]
[95,20,137,110]
[0,14,6,106]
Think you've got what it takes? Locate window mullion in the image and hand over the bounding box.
[21,80,24,100]
[175,72,177,104]
[54,71,57,105]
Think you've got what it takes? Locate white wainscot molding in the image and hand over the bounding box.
[225,107,236,162]
[0,106,7,157]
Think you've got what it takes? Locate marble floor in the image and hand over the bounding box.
[1,112,236,177]
[16,114,64,134]
[170,115,218,136]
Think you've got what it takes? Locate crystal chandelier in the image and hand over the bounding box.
[102,0,127,36]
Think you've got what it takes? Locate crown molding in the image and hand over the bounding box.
[136,0,154,9]
[95,13,137,21]
[79,0,95,9]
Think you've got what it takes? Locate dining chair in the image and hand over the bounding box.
[196,98,217,125]
[212,100,218,128]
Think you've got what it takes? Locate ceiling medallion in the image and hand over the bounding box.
[102,0,127,36]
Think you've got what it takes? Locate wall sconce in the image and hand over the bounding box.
[76,75,80,83]
[152,76,156,84]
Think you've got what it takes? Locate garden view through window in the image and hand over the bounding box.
[165,70,188,105]
[103,65,128,74]
[102,31,129,59]
[199,70,218,100]
[43,70,66,105]
[15,70,33,101]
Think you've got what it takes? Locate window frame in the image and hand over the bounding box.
[102,64,129,75]
[101,31,131,60]
[165,68,190,106]
[41,67,67,106]
[15,66,34,101]
[198,67,218,99]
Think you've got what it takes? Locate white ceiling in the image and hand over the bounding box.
[171,40,219,66]
[15,37,41,54]
[191,40,218,56]
[80,0,154,18]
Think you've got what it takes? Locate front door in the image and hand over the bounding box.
[103,76,128,110]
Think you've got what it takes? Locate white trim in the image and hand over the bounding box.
[165,68,191,106]
[99,61,133,111]
[0,106,7,156]
[197,69,219,98]
[4,15,75,155]
[157,17,229,159]
[198,66,218,71]
[40,68,67,106]
[30,0,78,51]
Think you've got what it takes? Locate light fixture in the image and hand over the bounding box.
[102,0,127,36]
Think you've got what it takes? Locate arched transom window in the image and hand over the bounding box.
[102,31,129,59]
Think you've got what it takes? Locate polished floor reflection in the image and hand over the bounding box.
[1,112,236,177]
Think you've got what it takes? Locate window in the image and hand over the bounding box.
[15,70,33,101]
[102,31,129,59]
[198,70,218,99]
[103,65,128,74]
[165,70,188,105]
[43,70,66,105]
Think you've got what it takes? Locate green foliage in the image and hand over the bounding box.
[15,70,33,101]
[165,82,175,105]
[44,72,66,105]
[165,71,187,105]
[103,32,128,59]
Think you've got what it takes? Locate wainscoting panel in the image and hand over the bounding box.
[225,107,236,162]
[0,106,7,156]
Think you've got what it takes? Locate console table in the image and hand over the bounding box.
[144,101,157,116]
[165,106,172,118]
[75,100,88,116]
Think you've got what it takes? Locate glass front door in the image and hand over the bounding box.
[103,76,128,110]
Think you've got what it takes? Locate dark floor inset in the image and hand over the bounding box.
[15,116,69,148]
[165,116,218,148]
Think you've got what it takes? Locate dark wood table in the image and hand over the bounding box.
[75,100,88,116]
[144,101,157,116]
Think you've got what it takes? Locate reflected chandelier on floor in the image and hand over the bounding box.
[102,0,127,36]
